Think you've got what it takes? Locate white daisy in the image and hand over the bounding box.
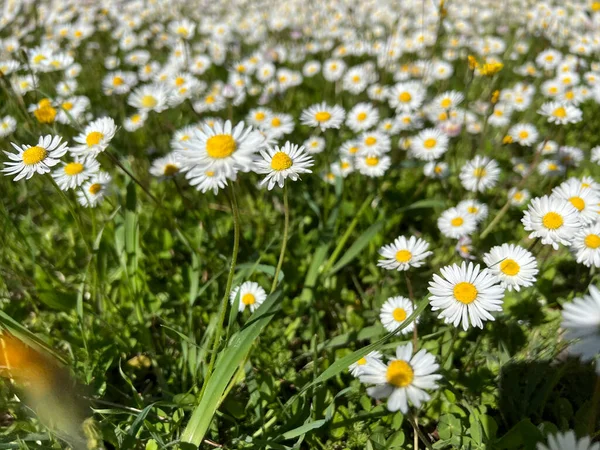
[483,244,538,292]
[537,431,599,450]
[254,142,314,190]
[572,223,600,268]
[149,153,180,179]
[437,207,478,239]
[428,262,505,330]
[71,117,117,161]
[508,123,538,146]
[52,157,100,190]
[0,116,17,137]
[358,131,391,156]
[508,187,530,207]
[185,167,229,195]
[552,178,600,225]
[300,102,345,130]
[388,81,426,112]
[410,128,449,161]
[346,103,379,133]
[355,154,391,178]
[459,156,500,192]
[522,195,581,250]
[77,172,112,208]
[424,161,449,179]
[377,236,432,271]
[538,101,582,124]
[561,285,600,369]
[349,351,383,378]
[379,296,416,334]
[128,83,170,113]
[230,281,267,313]
[3,135,69,181]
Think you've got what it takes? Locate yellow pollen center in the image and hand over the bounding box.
[271,117,281,127]
[473,167,486,178]
[242,293,256,305]
[62,102,73,110]
[64,162,84,175]
[440,98,451,108]
[519,131,529,139]
[33,54,46,64]
[86,131,104,147]
[357,112,367,121]
[365,156,379,166]
[141,95,158,108]
[514,192,523,201]
[255,112,265,121]
[175,77,185,86]
[395,250,412,263]
[542,212,563,229]
[163,164,178,176]
[315,111,331,122]
[386,360,414,387]
[206,135,236,159]
[500,259,520,276]
[365,137,377,146]
[113,76,124,86]
[89,183,102,195]
[357,357,367,365]
[451,217,464,227]
[585,234,600,249]
[271,152,293,171]
[453,282,478,304]
[569,196,585,211]
[22,146,47,165]
[553,107,567,118]
[349,147,358,154]
[565,91,574,100]
[399,92,412,102]
[423,138,436,149]
[131,114,141,123]
[341,162,350,169]
[392,307,407,322]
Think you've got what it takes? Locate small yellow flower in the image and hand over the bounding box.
[33,99,57,124]
[502,135,513,144]
[467,55,479,71]
[491,90,500,104]
[480,62,504,76]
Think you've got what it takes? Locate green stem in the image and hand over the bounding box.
[322,194,374,274]
[106,150,160,205]
[271,184,289,293]
[408,413,433,450]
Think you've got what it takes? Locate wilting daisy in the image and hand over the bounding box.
[572,224,600,268]
[230,281,267,313]
[149,153,180,179]
[349,351,382,377]
[52,157,100,190]
[377,236,432,271]
[538,101,582,124]
[561,285,600,370]
[459,156,500,192]
[537,430,599,450]
[71,117,117,160]
[522,195,581,249]
[300,102,345,130]
[428,262,505,330]
[3,135,69,181]
[483,244,538,292]
[254,142,314,190]
[359,343,442,413]
[437,207,477,239]
[410,128,449,161]
[128,83,170,113]
[77,172,111,207]
[552,178,600,225]
[379,296,416,334]
[178,120,265,180]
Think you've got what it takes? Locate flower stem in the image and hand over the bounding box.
[271,183,289,293]
[405,273,418,351]
[408,413,433,450]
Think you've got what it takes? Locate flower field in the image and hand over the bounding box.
[0,0,599,449]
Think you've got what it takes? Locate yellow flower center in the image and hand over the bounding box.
[519,131,529,139]
[357,112,367,121]
[341,162,350,169]
[141,95,158,108]
[423,138,436,149]
[440,98,451,108]
[565,91,574,100]
[453,282,478,304]
[451,217,464,227]
[33,100,57,124]
[349,146,358,154]
[163,164,179,176]
[33,54,46,64]
[242,293,256,305]
[585,234,600,249]
[175,77,185,86]
[542,212,563,229]
[131,114,141,123]
[365,136,377,146]
[569,196,585,211]
[177,26,187,35]
[86,131,104,147]
[22,146,47,165]
[270,152,292,171]
[62,102,73,111]
[500,259,520,276]
[89,183,102,195]
[399,91,412,102]
[64,162,84,175]
[395,250,412,263]
[271,117,281,127]
[473,167,486,178]
[315,111,331,122]
[255,112,265,121]
[547,163,558,171]
[552,107,566,118]
[113,76,124,86]
[357,357,367,365]
[392,307,407,322]
[206,135,236,159]
[514,192,523,201]
[365,156,379,166]
[386,360,414,387]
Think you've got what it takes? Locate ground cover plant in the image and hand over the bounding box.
[0,0,599,448]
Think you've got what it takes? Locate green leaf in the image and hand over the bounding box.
[327,220,384,275]
[281,419,328,440]
[398,199,446,212]
[180,290,282,446]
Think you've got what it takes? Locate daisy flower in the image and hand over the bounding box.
[0,116,17,137]
[459,156,500,192]
[508,123,538,146]
[538,160,565,177]
[331,158,353,178]
[521,195,581,249]
[428,262,505,330]
[359,343,442,413]
[561,285,600,369]
[149,153,180,179]
[438,207,477,239]
[552,178,600,225]
[304,136,326,154]
[77,172,111,208]
[358,131,391,156]
[71,117,117,160]
[3,135,68,181]
[349,351,383,377]
[261,113,295,139]
[388,81,426,111]
[572,223,600,268]
[124,113,147,132]
[254,142,314,190]
[346,103,379,133]
[128,83,170,113]
[424,161,449,179]
[483,244,538,292]
[377,236,432,271]
[300,102,345,130]
[185,167,229,195]
[432,90,464,110]
[230,281,267,313]
[410,128,449,161]
[457,199,488,223]
[52,157,100,190]
[538,101,582,124]
[508,187,530,207]
[355,154,391,178]
[178,120,265,180]
[379,296,417,334]
[537,431,599,450]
